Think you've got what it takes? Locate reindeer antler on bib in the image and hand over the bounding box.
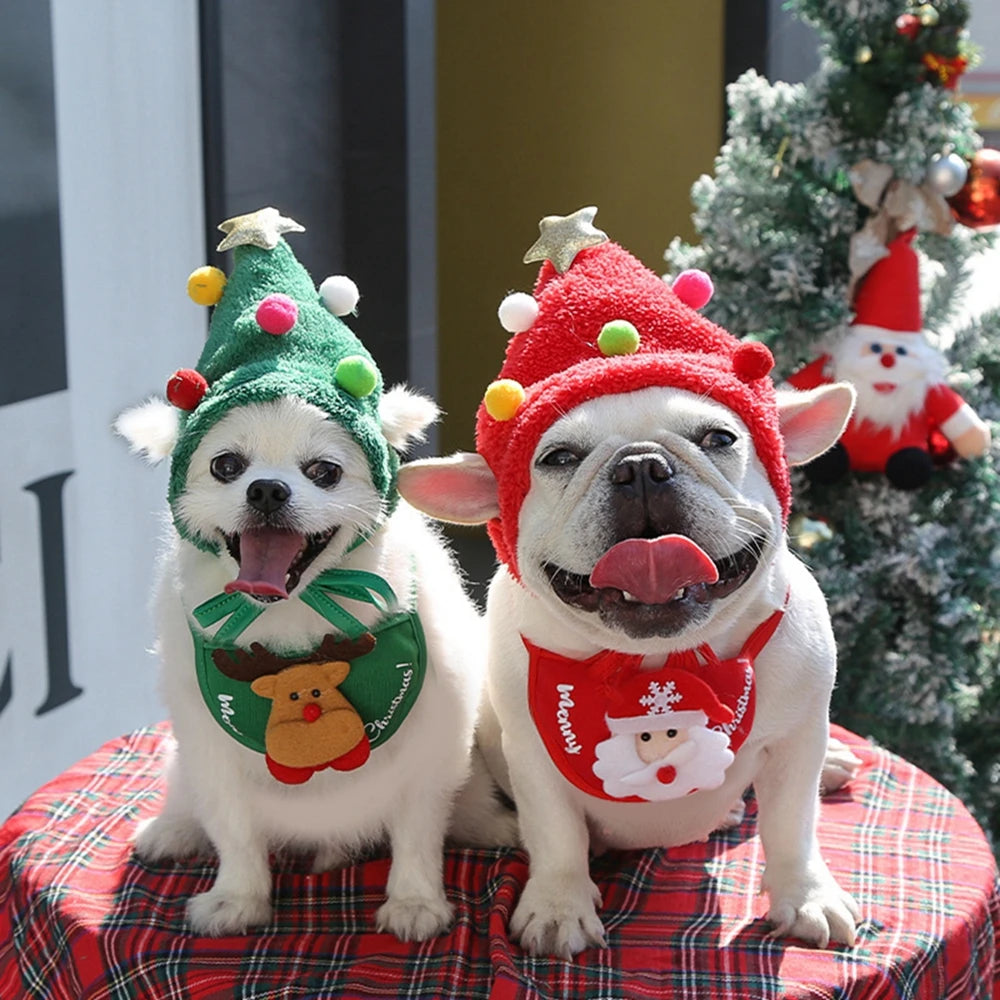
[211,632,376,682]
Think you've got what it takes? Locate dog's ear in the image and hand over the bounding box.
[114,398,180,464]
[380,385,440,453]
[398,453,500,524]
[777,382,856,466]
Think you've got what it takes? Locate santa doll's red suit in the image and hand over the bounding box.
[788,230,990,489]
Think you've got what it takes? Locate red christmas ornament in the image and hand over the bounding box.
[255,293,298,335]
[948,149,1000,228]
[895,13,921,39]
[166,368,208,411]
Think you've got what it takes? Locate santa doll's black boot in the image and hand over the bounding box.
[885,447,934,490]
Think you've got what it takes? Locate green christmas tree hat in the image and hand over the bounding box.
[165,207,395,553]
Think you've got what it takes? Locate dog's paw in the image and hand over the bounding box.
[764,868,859,948]
[134,814,213,863]
[375,893,454,941]
[820,737,863,795]
[185,886,272,936]
[510,874,607,958]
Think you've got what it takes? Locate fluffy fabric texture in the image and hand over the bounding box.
[168,238,396,553]
[475,241,790,578]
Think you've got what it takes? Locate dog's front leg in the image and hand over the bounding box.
[184,794,273,936]
[505,741,606,958]
[375,789,454,941]
[755,720,860,947]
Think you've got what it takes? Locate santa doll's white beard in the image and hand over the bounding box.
[832,330,945,436]
[592,726,734,801]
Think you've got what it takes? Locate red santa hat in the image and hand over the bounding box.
[475,208,791,580]
[604,669,734,735]
[851,229,922,334]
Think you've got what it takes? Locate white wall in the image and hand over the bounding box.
[0,0,205,814]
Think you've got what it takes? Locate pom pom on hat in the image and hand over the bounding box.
[320,275,361,317]
[484,379,526,421]
[732,341,774,382]
[671,269,714,310]
[256,293,298,335]
[336,355,378,398]
[598,319,640,356]
[187,266,228,306]
[498,292,539,333]
[166,368,208,411]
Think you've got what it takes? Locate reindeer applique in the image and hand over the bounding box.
[212,633,376,784]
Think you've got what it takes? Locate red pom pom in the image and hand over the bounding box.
[256,293,298,335]
[166,368,208,410]
[671,269,714,310]
[732,341,774,383]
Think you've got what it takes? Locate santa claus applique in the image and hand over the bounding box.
[789,229,991,489]
[592,669,736,802]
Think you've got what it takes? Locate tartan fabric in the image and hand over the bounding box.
[0,725,997,1000]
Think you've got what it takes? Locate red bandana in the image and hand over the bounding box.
[525,606,785,802]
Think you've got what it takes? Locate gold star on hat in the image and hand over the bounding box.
[522,206,608,274]
[216,207,305,252]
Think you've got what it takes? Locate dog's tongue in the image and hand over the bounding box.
[589,535,719,605]
[224,527,305,599]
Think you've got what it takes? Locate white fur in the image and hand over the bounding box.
[400,382,861,957]
[117,388,514,939]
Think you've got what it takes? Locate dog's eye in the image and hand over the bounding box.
[303,460,343,489]
[699,429,736,451]
[538,447,581,468]
[210,452,248,483]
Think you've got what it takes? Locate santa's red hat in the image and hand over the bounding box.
[475,208,790,579]
[851,229,922,334]
[604,669,734,735]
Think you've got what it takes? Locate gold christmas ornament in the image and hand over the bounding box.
[916,3,940,27]
[855,45,873,64]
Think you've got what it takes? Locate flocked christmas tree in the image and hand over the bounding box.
[667,0,1000,842]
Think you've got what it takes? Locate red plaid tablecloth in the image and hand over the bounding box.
[1,724,997,1000]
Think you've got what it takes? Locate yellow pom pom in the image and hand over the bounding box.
[187,266,227,306]
[484,379,525,421]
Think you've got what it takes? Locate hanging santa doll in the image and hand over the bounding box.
[788,229,991,489]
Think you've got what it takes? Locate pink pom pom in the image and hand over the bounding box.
[732,341,774,383]
[672,269,714,310]
[256,293,298,335]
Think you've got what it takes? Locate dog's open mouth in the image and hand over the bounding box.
[223,526,337,601]
[543,533,765,636]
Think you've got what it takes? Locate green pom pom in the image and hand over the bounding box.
[598,319,640,356]
[336,355,378,398]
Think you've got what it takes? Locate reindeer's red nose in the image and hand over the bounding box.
[302,702,322,723]
[880,353,896,368]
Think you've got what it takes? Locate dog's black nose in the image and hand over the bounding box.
[611,453,675,495]
[246,479,291,514]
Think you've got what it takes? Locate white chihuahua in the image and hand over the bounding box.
[116,208,511,940]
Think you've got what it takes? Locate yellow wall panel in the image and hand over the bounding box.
[437,0,725,452]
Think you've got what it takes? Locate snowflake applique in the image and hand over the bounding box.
[639,680,684,715]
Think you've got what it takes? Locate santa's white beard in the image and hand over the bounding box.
[832,328,945,436]
[592,725,734,802]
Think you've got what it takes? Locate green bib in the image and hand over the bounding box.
[189,569,426,765]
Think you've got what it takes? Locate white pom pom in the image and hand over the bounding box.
[320,275,360,316]
[497,292,539,333]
